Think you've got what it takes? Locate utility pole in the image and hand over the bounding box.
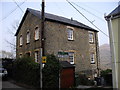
[40,0,45,89]
[41,0,45,56]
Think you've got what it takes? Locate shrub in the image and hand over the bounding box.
[100,69,112,86]
[101,69,112,77]
[13,57,40,87]
[12,54,61,88]
[75,74,94,86]
[42,54,60,88]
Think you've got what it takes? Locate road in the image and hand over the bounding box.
[0,79,38,90]
[0,79,23,89]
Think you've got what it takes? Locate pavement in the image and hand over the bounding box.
[1,79,39,90]
[77,85,113,89]
[77,85,92,89]
[0,78,26,90]
[2,81,22,88]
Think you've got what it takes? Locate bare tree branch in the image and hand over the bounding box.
[5,39,16,49]
[5,20,19,58]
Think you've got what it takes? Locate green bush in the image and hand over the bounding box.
[42,54,60,88]
[13,57,40,87]
[101,69,112,77]
[75,74,94,86]
[12,54,61,88]
[100,69,112,86]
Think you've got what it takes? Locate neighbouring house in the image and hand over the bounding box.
[105,4,120,89]
[0,50,15,59]
[15,8,100,79]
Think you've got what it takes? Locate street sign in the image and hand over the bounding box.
[42,56,46,63]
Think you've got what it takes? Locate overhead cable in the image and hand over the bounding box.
[13,0,24,13]
[71,2,105,22]
[0,0,26,22]
[66,0,109,37]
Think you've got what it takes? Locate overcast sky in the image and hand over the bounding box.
[0,0,119,52]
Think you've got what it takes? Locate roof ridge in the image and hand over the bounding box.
[15,8,98,36]
[27,8,97,31]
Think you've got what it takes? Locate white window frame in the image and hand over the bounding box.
[89,32,94,43]
[20,35,23,46]
[68,52,74,64]
[19,53,22,58]
[90,53,95,64]
[27,31,30,43]
[67,28,73,40]
[35,27,39,40]
[35,51,39,63]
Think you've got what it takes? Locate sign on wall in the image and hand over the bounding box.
[42,56,46,64]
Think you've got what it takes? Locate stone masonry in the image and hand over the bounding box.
[16,8,100,78]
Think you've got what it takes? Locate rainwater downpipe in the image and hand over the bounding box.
[109,16,118,89]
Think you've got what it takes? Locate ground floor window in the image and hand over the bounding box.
[19,53,22,58]
[26,52,31,57]
[68,52,74,64]
[58,51,74,64]
[90,53,95,64]
[35,51,39,63]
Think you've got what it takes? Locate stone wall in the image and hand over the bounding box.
[16,13,41,62]
[16,12,99,77]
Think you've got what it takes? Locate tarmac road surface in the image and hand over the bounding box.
[0,79,23,89]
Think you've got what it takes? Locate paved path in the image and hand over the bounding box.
[77,85,92,89]
[1,79,38,90]
[2,81,23,88]
[77,85,113,89]
[0,79,24,89]
[2,81,22,88]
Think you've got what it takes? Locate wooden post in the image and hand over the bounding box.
[41,0,45,56]
[40,0,45,89]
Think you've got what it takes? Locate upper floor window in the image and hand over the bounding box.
[27,31,30,43]
[20,35,23,46]
[35,27,39,40]
[90,53,95,64]
[67,28,73,40]
[89,32,94,43]
[68,52,74,64]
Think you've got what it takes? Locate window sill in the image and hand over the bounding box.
[34,39,39,41]
[91,62,95,64]
[68,39,74,41]
[70,62,75,65]
[89,42,94,44]
[19,45,23,47]
[26,42,30,44]
[70,63,76,66]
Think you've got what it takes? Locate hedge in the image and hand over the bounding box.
[12,54,60,88]
[13,57,40,88]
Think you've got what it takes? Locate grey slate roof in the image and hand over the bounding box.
[106,5,120,18]
[60,61,75,69]
[15,8,98,36]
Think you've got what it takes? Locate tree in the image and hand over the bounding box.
[5,20,19,59]
[42,54,61,88]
